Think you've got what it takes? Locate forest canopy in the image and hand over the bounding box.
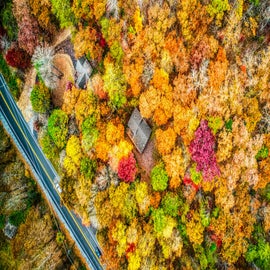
[1,0,270,269]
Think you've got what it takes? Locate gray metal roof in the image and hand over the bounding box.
[75,57,92,89]
[127,108,151,153]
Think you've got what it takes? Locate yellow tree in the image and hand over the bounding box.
[163,147,186,189]
[65,135,83,166]
[62,86,80,115]
[155,127,176,156]
[75,89,97,127]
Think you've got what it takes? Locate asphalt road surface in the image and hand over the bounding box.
[0,74,103,270]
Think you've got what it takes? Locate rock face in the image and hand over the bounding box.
[3,222,17,239]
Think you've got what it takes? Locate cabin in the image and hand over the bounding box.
[127,108,151,154]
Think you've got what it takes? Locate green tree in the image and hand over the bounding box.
[151,163,169,191]
[207,0,230,25]
[50,0,76,28]
[40,132,59,160]
[152,208,167,234]
[80,157,97,180]
[30,82,51,113]
[81,115,99,152]
[47,109,68,149]
[161,193,180,217]
[103,60,127,109]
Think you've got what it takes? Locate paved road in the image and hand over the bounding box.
[0,74,103,270]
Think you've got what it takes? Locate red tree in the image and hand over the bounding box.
[118,153,137,183]
[5,47,30,69]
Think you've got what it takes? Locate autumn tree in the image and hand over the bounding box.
[163,147,186,189]
[5,46,30,69]
[208,47,228,92]
[139,68,173,126]
[12,208,67,269]
[109,140,133,172]
[81,114,99,153]
[80,157,97,180]
[40,132,59,161]
[207,0,230,26]
[65,135,82,166]
[103,57,127,109]
[29,0,57,34]
[75,89,97,126]
[50,0,76,28]
[155,127,176,156]
[118,153,137,183]
[72,0,106,22]
[62,85,80,115]
[30,81,51,113]
[189,120,220,181]
[73,25,104,61]
[177,0,212,45]
[151,163,169,191]
[47,109,69,149]
[13,0,40,55]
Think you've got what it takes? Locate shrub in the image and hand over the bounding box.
[5,47,30,69]
[118,153,137,183]
[47,109,69,149]
[80,157,97,180]
[30,82,51,113]
[151,163,169,191]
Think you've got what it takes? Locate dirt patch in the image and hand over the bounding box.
[52,28,72,48]
[52,54,75,107]
[134,139,155,183]
[17,68,36,122]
